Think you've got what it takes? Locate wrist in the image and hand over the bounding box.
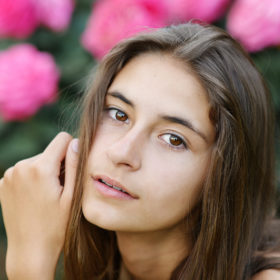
[6,246,60,280]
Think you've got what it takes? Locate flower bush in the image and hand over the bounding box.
[0,0,38,38]
[0,44,60,121]
[81,0,168,59]
[165,0,231,23]
[227,0,280,52]
[0,0,74,39]
[35,0,75,32]
[82,0,232,59]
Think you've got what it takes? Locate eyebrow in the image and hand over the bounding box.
[160,115,208,143]
[108,91,134,107]
[107,90,208,142]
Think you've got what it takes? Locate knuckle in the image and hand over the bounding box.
[0,179,3,199]
[13,159,30,177]
[58,131,72,141]
[3,166,14,182]
[29,161,45,177]
[14,160,26,170]
[28,161,39,175]
[32,158,53,178]
[1,167,15,194]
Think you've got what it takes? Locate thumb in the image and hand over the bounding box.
[61,138,79,205]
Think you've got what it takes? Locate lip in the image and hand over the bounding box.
[92,175,138,200]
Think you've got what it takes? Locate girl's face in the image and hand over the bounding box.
[82,53,215,233]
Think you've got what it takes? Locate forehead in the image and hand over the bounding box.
[110,53,208,106]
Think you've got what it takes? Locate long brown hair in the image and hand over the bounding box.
[64,22,279,280]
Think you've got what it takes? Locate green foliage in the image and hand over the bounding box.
[253,49,280,202]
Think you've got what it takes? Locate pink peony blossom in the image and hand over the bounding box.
[34,0,75,32]
[0,0,74,39]
[227,0,280,52]
[0,44,60,121]
[81,0,168,59]
[0,0,39,38]
[165,0,231,23]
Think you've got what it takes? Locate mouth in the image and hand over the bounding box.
[93,175,138,199]
[98,178,130,194]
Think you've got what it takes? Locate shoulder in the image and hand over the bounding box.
[252,269,280,280]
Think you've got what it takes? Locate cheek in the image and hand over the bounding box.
[90,124,113,151]
[144,148,209,197]
[137,152,209,229]
[86,123,118,164]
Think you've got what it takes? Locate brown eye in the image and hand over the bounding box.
[108,108,129,123]
[161,133,187,150]
[169,135,182,146]
[115,110,128,121]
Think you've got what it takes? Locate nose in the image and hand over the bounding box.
[106,127,144,170]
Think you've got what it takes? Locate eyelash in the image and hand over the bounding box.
[160,133,187,150]
[105,107,129,123]
[105,107,188,150]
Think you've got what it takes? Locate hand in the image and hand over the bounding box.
[0,132,78,279]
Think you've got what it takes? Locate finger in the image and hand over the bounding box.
[43,132,72,171]
[0,178,3,202]
[3,166,13,180]
[22,154,42,163]
[0,166,13,202]
[61,138,79,205]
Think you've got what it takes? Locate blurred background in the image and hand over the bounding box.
[0,0,279,278]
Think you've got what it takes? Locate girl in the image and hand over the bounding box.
[1,22,280,280]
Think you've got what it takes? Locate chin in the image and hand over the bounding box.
[81,200,130,231]
[81,205,156,233]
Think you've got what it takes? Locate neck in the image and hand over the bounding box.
[116,224,192,280]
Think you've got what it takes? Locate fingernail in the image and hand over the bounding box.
[71,138,79,153]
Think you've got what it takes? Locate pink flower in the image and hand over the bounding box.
[0,0,74,39]
[0,44,60,121]
[81,0,168,59]
[165,0,231,23]
[35,0,75,32]
[227,0,280,52]
[186,0,231,23]
[0,0,39,38]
